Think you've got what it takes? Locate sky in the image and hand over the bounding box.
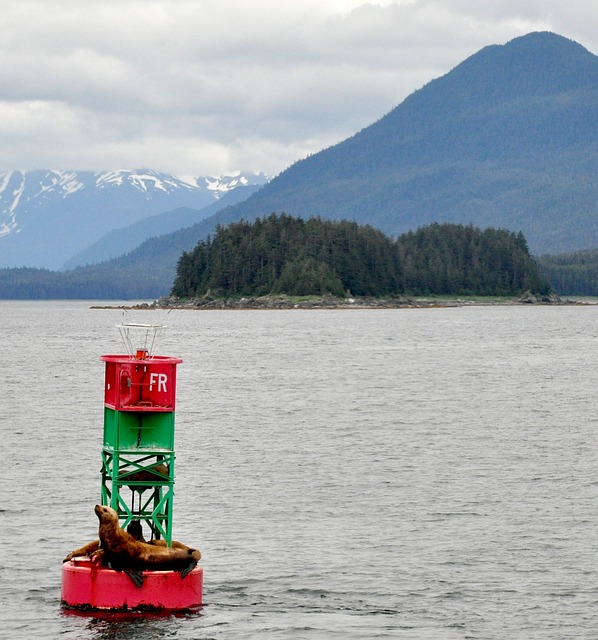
[1,0,597,178]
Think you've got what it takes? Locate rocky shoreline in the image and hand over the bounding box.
[92,291,574,311]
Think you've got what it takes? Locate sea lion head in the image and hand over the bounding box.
[95,504,119,524]
[126,519,145,541]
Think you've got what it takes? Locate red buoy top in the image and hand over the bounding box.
[101,354,183,412]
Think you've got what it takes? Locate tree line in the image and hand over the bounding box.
[0,266,168,300]
[537,249,598,295]
[172,214,550,298]
[397,223,548,296]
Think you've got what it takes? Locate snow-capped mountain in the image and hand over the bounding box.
[92,170,260,195]
[0,169,268,269]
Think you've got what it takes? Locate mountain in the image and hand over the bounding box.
[3,30,597,299]
[0,169,268,269]
[60,183,263,269]
[162,31,598,255]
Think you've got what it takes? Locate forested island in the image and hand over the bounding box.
[171,215,550,300]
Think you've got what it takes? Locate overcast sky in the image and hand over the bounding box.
[1,0,597,177]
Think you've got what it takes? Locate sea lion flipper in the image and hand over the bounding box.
[124,569,144,588]
[179,561,196,579]
[63,539,101,562]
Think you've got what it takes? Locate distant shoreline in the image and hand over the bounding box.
[91,292,584,311]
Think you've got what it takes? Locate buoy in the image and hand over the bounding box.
[62,558,202,611]
[61,323,202,611]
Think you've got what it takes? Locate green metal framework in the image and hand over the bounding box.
[101,408,176,544]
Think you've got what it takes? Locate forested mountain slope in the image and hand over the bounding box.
[179,32,598,255]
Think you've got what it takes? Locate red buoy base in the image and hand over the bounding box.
[61,557,203,611]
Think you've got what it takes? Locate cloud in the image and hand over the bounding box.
[0,0,596,175]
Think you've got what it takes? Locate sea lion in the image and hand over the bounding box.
[63,518,148,563]
[93,504,200,586]
[63,512,201,579]
[123,463,169,486]
[62,520,196,563]
[125,519,190,550]
[122,464,170,513]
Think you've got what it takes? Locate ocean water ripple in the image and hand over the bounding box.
[1,301,597,638]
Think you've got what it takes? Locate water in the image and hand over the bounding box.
[1,301,597,639]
